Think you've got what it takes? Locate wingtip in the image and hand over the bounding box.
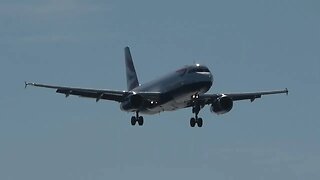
[24,81,35,89]
[285,88,289,95]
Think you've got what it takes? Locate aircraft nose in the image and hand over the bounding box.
[208,73,213,85]
[206,68,212,80]
[207,70,213,86]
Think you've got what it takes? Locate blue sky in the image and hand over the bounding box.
[0,0,319,179]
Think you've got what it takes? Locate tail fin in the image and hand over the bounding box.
[124,47,139,90]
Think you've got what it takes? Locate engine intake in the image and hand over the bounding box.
[129,94,143,108]
[210,96,233,115]
[120,94,144,111]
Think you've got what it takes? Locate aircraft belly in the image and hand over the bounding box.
[139,79,212,115]
[140,100,187,115]
[160,95,191,111]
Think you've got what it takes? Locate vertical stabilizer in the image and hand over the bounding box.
[124,47,139,90]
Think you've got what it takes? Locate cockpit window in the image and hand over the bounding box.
[188,67,210,73]
[198,67,210,72]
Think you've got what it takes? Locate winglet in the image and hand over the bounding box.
[25,81,35,89]
[285,88,289,95]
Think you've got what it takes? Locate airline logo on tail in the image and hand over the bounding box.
[124,47,139,90]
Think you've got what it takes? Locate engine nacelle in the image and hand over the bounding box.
[210,96,233,115]
[120,94,144,111]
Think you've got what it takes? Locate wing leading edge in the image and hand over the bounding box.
[25,82,127,102]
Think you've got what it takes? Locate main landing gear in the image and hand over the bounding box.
[131,111,144,126]
[190,105,203,127]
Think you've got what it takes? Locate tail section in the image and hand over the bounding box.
[124,47,140,90]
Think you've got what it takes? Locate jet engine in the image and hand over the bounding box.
[210,96,233,115]
[129,94,144,108]
[120,94,144,111]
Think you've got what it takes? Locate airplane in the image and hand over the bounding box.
[25,46,288,127]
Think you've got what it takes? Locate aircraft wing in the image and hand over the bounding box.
[199,88,288,105]
[25,82,127,102]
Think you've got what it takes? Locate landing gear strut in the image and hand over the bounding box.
[131,111,144,126]
[190,105,203,127]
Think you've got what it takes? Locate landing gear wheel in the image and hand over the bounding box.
[131,116,137,126]
[138,116,144,126]
[190,118,196,127]
[131,111,144,126]
[197,118,203,127]
[190,104,204,127]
